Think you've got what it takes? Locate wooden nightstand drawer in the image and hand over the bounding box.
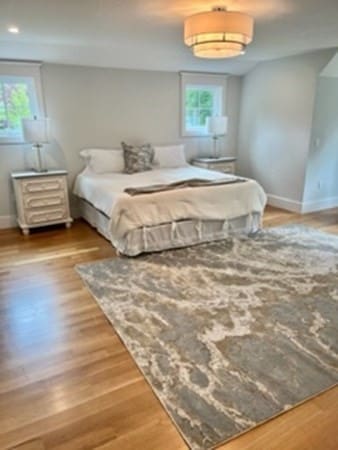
[23,192,66,209]
[21,177,65,194]
[213,162,235,173]
[25,207,67,225]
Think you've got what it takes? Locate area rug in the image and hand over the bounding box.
[76,226,338,450]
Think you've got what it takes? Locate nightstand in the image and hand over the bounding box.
[11,170,73,235]
[191,157,236,174]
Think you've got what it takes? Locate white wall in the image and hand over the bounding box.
[302,76,338,212]
[237,50,334,212]
[0,64,241,224]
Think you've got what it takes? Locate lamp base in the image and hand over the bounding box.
[33,143,45,172]
[212,135,219,158]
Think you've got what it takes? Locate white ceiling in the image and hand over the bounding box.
[1,0,338,75]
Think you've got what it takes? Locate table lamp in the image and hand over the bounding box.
[206,116,228,158]
[22,116,51,172]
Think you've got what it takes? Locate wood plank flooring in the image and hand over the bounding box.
[0,206,337,450]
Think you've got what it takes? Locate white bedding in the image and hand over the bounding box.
[74,166,229,216]
[74,166,267,254]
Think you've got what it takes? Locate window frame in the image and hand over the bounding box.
[0,62,44,145]
[180,72,227,138]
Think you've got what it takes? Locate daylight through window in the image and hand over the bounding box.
[181,72,227,137]
[0,63,43,144]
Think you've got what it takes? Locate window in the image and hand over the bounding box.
[181,72,227,137]
[0,63,44,144]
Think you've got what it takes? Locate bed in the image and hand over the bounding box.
[73,164,267,256]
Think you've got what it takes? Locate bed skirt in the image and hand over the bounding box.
[79,199,262,256]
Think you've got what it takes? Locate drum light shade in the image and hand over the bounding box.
[184,8,254,58]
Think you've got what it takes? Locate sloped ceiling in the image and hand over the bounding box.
[321,53,338,77]
[1,0,338,75]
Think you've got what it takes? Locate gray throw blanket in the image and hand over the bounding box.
[124,177,246,196]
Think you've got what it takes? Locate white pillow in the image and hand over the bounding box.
[79,148,124,173]
[153,144,187,169]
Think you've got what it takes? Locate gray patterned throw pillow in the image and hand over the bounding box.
[121,142,155,174]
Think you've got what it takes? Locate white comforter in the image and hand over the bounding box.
[74,166,267,247]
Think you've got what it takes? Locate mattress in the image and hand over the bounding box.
[74,166,267,256]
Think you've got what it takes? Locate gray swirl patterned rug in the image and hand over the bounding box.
[76,226,338,450]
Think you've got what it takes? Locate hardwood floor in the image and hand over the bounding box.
[0,206,337,450]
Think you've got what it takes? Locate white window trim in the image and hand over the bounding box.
[180,72,227,138]
[0,61,44,145]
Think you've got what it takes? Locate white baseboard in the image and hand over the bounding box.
[268,194,338,214]
[301,197,338,214]
[0,215,16,229]
[267,195,303,213]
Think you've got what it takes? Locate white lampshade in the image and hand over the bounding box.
[206,116,228,136]
[22,117,51,144]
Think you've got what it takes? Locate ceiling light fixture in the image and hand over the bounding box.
[184,7,254,59]
[8,26,20,34]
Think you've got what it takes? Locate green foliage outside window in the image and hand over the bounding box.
[185,88,214,128]
[199,90,213,108]
[0,82,31,134]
